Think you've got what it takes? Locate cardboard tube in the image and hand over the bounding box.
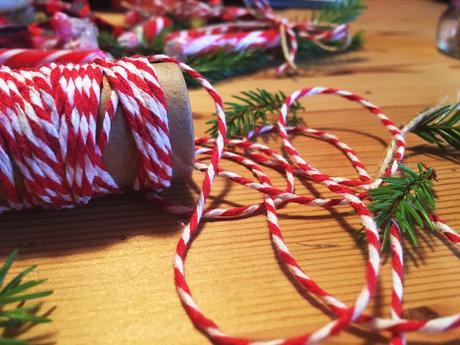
[101,62,194,189]
[1,62,194,201]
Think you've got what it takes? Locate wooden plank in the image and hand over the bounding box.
[0,0,459,344]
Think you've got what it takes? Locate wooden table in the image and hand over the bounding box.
[1,0,459,344]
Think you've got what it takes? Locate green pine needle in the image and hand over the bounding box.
[98,29,172,59]
[411,103,460,151]
[98,31,126,59]
[368,163,437,249]
[206,88,305,139]
[312,0,366,24]
[186,49,274,85]
[0,338,27,345]
[0,250,52,345]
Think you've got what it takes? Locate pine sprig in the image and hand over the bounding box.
[206,89,305,138]
[411,103,460,151]
[98,29,172,59]
[0,250,53,345]
[186,49,274,85]
[368,163,437,249]
[98,31,126,59]
[312,0,365,24]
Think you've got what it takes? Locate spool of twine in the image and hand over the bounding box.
[0,59,194,205]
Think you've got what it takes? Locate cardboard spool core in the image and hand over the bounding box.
[101,62,194,189]
[0,62,194,201]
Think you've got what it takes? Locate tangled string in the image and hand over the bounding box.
[152,87,460,344]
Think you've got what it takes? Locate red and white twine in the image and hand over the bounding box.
[0,49,108,69]
[0,55,458,344]
[0,55,173,210]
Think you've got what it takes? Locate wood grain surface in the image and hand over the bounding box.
[1,0,459,344]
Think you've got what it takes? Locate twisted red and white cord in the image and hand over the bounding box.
[0,55,171,210]
[0,55,458,344]
[0,49,108,69]
[118,16,173,50]
[389,223,405,345]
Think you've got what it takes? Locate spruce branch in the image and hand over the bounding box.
[411,103,460,151]
[0,250,53,345]
[98,31,126,59]
[312,0,366,24]
[98,28,172,59]
[368,163,437,249]
[206,89,305,138]
[185,50,274,85]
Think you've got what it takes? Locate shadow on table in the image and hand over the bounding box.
[0,180,195,260]
[318,127,389,148]
[1,304,57,345]
[406,144,460,164]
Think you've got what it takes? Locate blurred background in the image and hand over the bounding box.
[92,0,349,10]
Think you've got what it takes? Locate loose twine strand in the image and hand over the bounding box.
[0,55,458,344]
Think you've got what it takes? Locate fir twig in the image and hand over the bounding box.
[368,163,437,249]
[98,29,172,59]
[0,250,53,345]
[185,50,274,85]
[206,89,305,138]
[312,0,365,24]
[98,31,126,59]
[411,103,460,151]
